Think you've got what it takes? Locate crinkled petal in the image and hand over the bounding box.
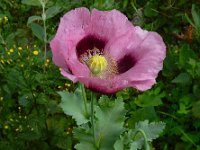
[61,69,78,82]
[90,9,133,41]
[50,38,67,68]
[130,79,156,91]
[117,27,166,90]
[105,30,136,60]
[50,7,91,79]
[77,76,129,94]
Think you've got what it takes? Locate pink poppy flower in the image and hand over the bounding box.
[50,7,166,94]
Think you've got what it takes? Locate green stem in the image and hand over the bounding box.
[90,92,97,149]
[134,129,150,150]
[80,84,89,117]
[41,0,47,70]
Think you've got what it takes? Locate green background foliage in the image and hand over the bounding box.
[1,0,200,149]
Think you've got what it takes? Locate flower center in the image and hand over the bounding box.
[87,54,108,75]
[79,47,118,79]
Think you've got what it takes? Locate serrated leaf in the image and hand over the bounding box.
[94,96,126,149]
[74,126,95,150]
[58,89,89,125]
[130,139,144,150]
[134,120,165,142]
[21,0,41,6]
[30,23,44,41]
[74,96,126,150]
[134,94,163,107]
[128,107,157,127]
[45,6,61,19]
[27,16,42,25]
[114,138,124,150]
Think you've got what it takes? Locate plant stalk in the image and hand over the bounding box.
[134,129,150,150]
[80,84,89,117]
[41,0,47,70]
[91,91,97,149]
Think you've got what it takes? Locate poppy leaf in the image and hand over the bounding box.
[58,89,89,125]
[94,96,126,149]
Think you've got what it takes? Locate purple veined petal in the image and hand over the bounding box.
[67,47,91,78]
[129,79,156,91]
[104,29,136,61]
[77,76,129,94]
[50,38,67,68]
[90,9,133,41]
[116,28,166,91]
[60,7,91,41]
[50,7,92,79]
[60,68,78,82]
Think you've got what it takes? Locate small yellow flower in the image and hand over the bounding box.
[0,59,5,64]
[7,52,11,55]
[20,64,24,67]
[65,83,71,87]
[34,45,37,48]
[4,125,9,129]
[46,59,50,63]
[4,16,8,21]
[4,16,8,23]
[0,97,3,101]
[33,50,39,56]
[9,48,14,53]
[18,47,22,50]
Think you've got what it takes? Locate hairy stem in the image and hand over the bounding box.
[80,84,89,118]
[41,0,47,71]
[90,92,97,149]
[134,129,150,150]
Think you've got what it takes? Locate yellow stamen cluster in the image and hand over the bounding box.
[88,55,108,75]
[79,47,118,79]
